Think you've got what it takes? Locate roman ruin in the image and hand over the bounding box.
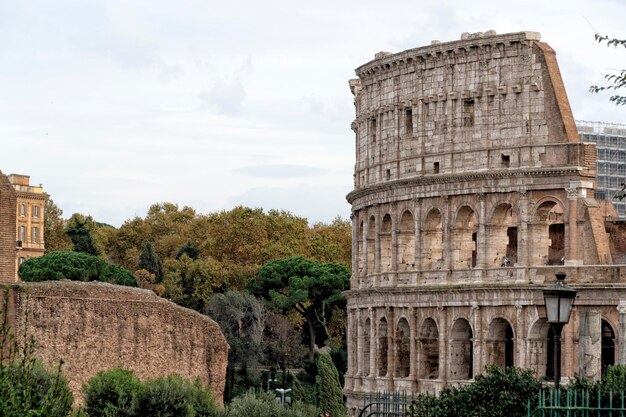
[344,31,626,412]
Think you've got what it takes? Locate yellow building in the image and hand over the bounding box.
[8,174,48,277]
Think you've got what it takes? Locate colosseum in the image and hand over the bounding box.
[343,31,626,412]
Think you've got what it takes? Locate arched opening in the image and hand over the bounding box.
[449,318,473,380]
[453,206,478,269]
[418,318,439,379]
[423,209,443,269]
[378,318,388,377]
[363,318,371,377]
[528,319,550,379]
[367,216,376,272]
[487,318,514,367]
[531,201,565,266]
[395,318,410,377]
[398,210,415,270]
[602,320,616,376]
[486,203,518,267]
[381,214,392,272]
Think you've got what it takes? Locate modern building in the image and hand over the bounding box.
[8,174,47,277]
[344,31,626,414]
[577,120,626,219]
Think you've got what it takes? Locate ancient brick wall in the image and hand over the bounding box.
[0,172,16,284]
[2,281,228,406]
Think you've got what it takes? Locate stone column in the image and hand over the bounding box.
[363,214,369,278]
[470,303,482,375]
[440,306,449,383]
[345,308,355,389]
[351,212,358,288]
[565,186,580,266]
[518,191,528,266]
[515,304,525,368]
[408,307,417,382]
[443,197,452,270]
[391,205,399,282]
[414,198,422,272]
[369,308,376,388]
[355,308,363,381]
[387,306,395,390]
[477,193,487,268]
[619,305,626,365]
[375,204,381,276]
[578,310,602,382]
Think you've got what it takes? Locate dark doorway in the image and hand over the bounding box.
[602,320,615,376]
[546,326,555,379]
[548,224,565,265]
[505,325,514,367]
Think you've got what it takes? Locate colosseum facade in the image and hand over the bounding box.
[343,31,626,412]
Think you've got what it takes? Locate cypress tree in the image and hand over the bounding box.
[316,352,346,417]
[138,243,163,283]
[66,216,100,256]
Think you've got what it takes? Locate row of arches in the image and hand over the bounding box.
[355,315,616,381]
[357,198,566,273]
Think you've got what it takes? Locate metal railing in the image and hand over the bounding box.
[528,387,626,417]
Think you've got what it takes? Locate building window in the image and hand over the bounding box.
[434,162,440,174]
[463,99,475,127]
[20,204,26,216]
[19,257,25,265]
[405,109,413,136]
[33,205,39,218]
[19,225,25,242]
[32,227,39,243]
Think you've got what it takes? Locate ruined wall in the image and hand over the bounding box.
[0,172,16,284]
[3,281,228,406]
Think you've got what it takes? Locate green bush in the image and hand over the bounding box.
[220,389,320,417]
[0,359,73,417]
[410,366,541,417]
[603,364,626,391]
[19,251,137,287]
[83,368,142,417]
[136,375,216,417]
[315,352,346,417]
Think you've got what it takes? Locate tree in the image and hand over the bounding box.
[139,242,164,282]
[307,217,352,269]
[176,242,199,260]
[264,312,307,382]
[66,213,100,256]
[18,251,137,287]
[83,368,142,417]
[590,33,626,105]
[249,257,350,358]
[43,198,72,252]
[315,352,346,417]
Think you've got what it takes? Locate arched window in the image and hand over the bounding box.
[449,318,473,380]
[395,318,410,377]
[418,318,439,379]
[487,318,514,367]
[378,318,388,377]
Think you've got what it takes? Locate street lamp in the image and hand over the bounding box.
[543,272,577,388]
[275,388,292,405]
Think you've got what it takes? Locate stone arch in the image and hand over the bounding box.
[486,318,514,367]
[378,317,389,377]
[423,208,443,270]
[398,210,415,271]
[449,318,473,380]
[486,203,518,267]
[602,319,616,376]
[527,318,550,378]
[367,215,376,272]
[363,317,371,377]
[418,318,439,379]
[358,220,365,276]
[395,317,411,377]
[381,213,393,272]
[453,205,478,269]
[530,199,565,265]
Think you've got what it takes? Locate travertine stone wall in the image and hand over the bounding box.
[3,281,228,406]
[345,31,626,414]
[0,172,16,284]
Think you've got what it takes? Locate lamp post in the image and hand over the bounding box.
[543,272,577,388]
[275,388,292,405]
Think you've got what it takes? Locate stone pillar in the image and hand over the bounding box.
[443,197,452,270]
[387,306,395,390]
[345,308,355,389]
[477,193,487,268]
[470,303,482,375]
[578,310,602,382]
[408,307,417,381]
[369,308,376,387]
[356,308,363,380]
[391,206,399,281]
[440,306,449,383]
[619,306,626,365]
[515,304,525,368]
[565,186,580,265]
[363,214,369,277]
[351,212,358,288]
[518,191,528,266]
[375,205,381,275]
[414,198,422,272]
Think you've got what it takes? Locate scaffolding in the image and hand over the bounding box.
[577,120,626,219]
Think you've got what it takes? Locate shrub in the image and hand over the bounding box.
[83,368,142,417]
[220,389,320,417]
[316,352,346,417]
[19,251,137,287]
[603,364,626,391]
[136,375,217,417]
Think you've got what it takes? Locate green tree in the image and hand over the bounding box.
[19,251,137,287]
[66,213,100,256]
[83,368,142,417]
[307,217,351,269]
[315,352,346,417]
[290,373,307,404]
[139,242,164,282]
[603,364,626,391]
[220,389,320,417]
[43,198,72,252]
[176,241,200,260]
[590,33,626,105]
[249,257,350,358]
[136,375,216,417]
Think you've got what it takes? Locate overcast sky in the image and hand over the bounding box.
[1,0,624,226]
